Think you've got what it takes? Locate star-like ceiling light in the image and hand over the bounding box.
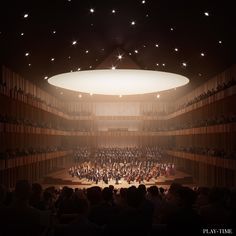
[131,21,136,25]
[204,12,209,16]
[117,54,123,60]
[72,40,77,45]
[90,8,95,13]
[112,9,116,14]
[48,69,189,96]
[23,13,29,18]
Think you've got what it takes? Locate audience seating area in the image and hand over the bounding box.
[0,181,235,236]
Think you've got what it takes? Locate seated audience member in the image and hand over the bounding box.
[54,197,102,236]
[87,187,118,227]
[147,186,163,224]
[200,187,231,227]
[29,183,43,209]
[0,180,48,236]
[165,185,202,235]
[0,184,7,209]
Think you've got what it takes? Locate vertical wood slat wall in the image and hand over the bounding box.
[0,66,73,189]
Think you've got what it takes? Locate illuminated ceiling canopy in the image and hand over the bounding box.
[48,69,189,95]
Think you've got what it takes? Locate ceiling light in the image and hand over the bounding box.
[48,69,189,96]
[118,55,123,60]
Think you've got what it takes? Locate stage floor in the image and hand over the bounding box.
[41,168,194,189]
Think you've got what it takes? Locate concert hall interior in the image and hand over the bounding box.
[0,1,236,235]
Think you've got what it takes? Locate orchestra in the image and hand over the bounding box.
[68,147,175,184]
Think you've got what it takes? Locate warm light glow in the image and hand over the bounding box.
[48,69,189,96]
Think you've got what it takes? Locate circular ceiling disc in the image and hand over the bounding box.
[48,69,189,95]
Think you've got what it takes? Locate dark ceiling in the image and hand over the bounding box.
[0,0,236,91]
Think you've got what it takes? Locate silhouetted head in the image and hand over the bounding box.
[0,184,6,204]
[126,186,142,207]
[15,180,31,202]
[31,183,42,195]
[87,186,102,205]
[138,184,147,196]
[102,187,113,202]
[148,186,159,197]
[208,187,227,204]
[73,197,89,215]
[177,186,197,207]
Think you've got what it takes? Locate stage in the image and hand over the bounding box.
[41,168,194,189]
